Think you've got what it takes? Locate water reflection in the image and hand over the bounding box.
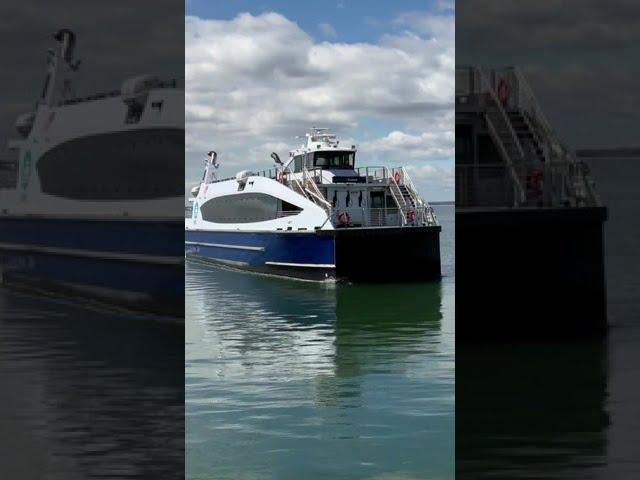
[186,261,454,479]
[0,290,184,479]
[456,340,609,479]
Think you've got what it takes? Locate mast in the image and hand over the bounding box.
[41,29,80,106]
[203,151,218,184]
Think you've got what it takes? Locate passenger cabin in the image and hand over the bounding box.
[281,128,436,228]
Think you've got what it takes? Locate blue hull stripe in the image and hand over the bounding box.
[184,240,264,252]
[185,230,335,268]
[0,218,184,302]
[0,242,182,265]
[265,261,335,268]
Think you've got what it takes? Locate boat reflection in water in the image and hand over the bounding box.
[186,261,453,479]
[456,340,609,479]
[0,290,184,479]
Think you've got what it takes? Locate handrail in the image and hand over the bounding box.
[400,167,423,207]
[60,77,184,106]
[302,167,332,211]
[509,67,555,142]
[385,167,407,224]
[455,161,601,208]
[485,116,526,204]
[478,68,526,161]
[330,206,436,227]
[285,170,309,201]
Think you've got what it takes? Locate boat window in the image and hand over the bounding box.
[293,155,303,172]
[313,151,355,169]
[385,195,395,208]
[370,191,385,209]
[478,134,502,165]
[37,128,184,200]
[200,192,301,223]
[281,200,301,212]
[455,125,472,165]
[305,153,314,169]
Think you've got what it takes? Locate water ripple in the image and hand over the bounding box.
[186,205,455,480]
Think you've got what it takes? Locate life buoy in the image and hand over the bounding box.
[338,211,350,226]
[497,78,510,105]
[276,171,284,183]
[527,168,544,195]
[407,209,416,223]
[394,171,401,183]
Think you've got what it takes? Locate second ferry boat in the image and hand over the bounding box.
[186,128,441,281]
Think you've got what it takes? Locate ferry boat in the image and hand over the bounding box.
[456,66,607,336]
[186,128,441,281]
[0,30,184,315]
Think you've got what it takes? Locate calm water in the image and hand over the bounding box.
[186,205,455,480]
[0,291,184,479]
[457,158,640,478]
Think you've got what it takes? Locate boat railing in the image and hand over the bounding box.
[254,168,278,179]
[302,167,332,212]
[456,161,601,208]
[60,77,185,106]
[331,205,437,228]
[285,171,311,202]
[399,167,425,207]
[206,168,278,185]
[385,167,409,223]
[352,166,390,183]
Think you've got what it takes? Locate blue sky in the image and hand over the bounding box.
[187,0,450,43]
[185,0,454,200]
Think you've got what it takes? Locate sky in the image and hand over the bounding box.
[185,0,455,201]
[456,0,640,150]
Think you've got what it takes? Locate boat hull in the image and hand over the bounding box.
[0,217,184,316]
[185,226,441,282]
[185,230,336,281]
[331,225,442,281]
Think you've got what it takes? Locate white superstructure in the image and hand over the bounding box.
[187,127,437,233]
[1,29,184,220]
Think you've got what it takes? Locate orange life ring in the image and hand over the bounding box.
[527,168,543,195]
[407,209,416,223]
[497,78,510,105]
[338,211,350,226]
[394,171,401,183]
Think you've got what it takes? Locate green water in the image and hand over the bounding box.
[186,206,454,479]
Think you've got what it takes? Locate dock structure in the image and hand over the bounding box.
[456,66,607,337]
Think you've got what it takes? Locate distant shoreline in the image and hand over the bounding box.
[577,147,640,158]
[430,201,454,205]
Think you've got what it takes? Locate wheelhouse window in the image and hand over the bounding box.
[313,151,355,169]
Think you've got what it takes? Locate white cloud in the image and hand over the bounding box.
[319,22,338,38]
[360,130,454,159]
[405,164,455,198]
[185,11,454,198]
